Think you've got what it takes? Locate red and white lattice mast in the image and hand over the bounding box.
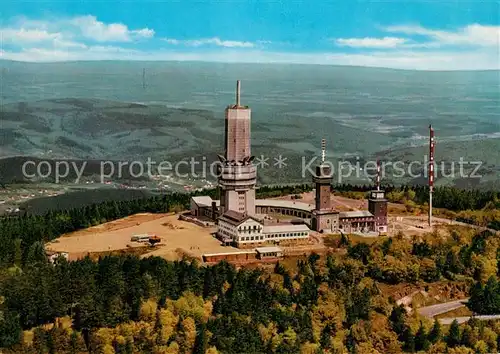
[428,125,435,227]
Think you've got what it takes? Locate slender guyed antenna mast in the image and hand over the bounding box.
[428,124,435,227]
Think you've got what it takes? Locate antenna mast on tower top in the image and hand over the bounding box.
[236,80,241,106]
[376,160,381,191]
[321,138,326,164]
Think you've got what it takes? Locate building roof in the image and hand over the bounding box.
[255,246,283,254]
[203,250,256,257]
[191,196,220,208]
[222,210,247,222]
[192,197,315,214]
[312,209,339,216]
[263,223,311,233]
[339,211,373,218]
[256,199,315,212]
[218,210,262,226]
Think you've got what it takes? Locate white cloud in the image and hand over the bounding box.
[384,24,500,48]
[1,45,142,62]
[334,24,500,50]
[69,15,154,42]
[0,15,154,61]
[1,28,62,42]
[53,39,88,49]
[163,39,180,45]
[335,37,407,48]
[1,27,87,49]
[133,28,155,39]
[163,37,255,48]
[1,15,155,47]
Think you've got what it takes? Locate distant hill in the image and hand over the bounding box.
[0,98,221,161]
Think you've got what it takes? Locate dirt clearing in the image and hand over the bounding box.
[46,213,240,261]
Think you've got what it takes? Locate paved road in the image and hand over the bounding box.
[417,298,469,318]
[417,298,500,325]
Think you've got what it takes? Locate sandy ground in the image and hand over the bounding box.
[46,213,240,261]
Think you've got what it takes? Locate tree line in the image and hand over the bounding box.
[335,184,499,212]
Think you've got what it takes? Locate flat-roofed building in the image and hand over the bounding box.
[202,250,256,263]
[192,196,316,224]
[255,246,284,259]
[339,211,375,234]
[255,199,314,219]
[262,223,310,246]
[190,196,220,220]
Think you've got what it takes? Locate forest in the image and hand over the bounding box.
[0,184,499,353]
[1,226,500,353]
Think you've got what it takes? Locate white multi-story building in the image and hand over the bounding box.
[217,210,309,248]
[217,211,264,245]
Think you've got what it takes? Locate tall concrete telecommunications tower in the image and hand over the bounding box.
[218,81,257,216]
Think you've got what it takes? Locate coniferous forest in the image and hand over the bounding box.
[0,184,499,353]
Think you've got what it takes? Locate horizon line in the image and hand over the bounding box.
[1,58,499,73]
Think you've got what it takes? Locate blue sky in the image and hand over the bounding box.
[1,0,499,70]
